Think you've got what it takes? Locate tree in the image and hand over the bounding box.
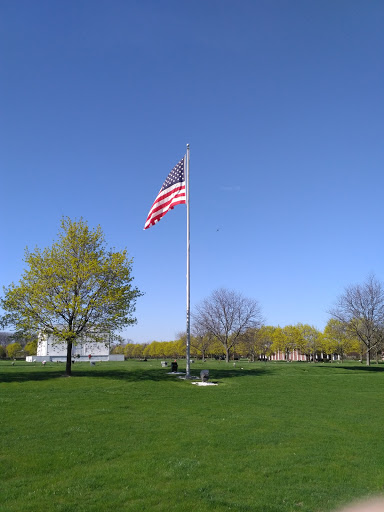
[0,332,12,348]
[132,343,146,359]
[124,343,135,358]
[111,343,125,355]
[322,319,360,362]
[24,339,38,356]
[282,325,304,360]
[7,342,22,359]
[329,274,384,366]
[193,288,263,363]
[190,333,213,361]
[190,325,214,361]
[7,330,37,349]
[0,345,6,358]
[124,342,147,359]
[143,341,165,359]
[270,325,303,361]
[296,324,322,362]
[1,217,142,375]
[239,326,275,361]
[166,338,185,359]
[270,326,286,358]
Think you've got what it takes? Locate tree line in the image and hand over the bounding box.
[3,315,379,364]
[1,217,383,371]
[113,276,384,366]
[112,318,379,363]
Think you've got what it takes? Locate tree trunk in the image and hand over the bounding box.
[366,347,370,366]
[66,341,72,375]
[225,347,230,363]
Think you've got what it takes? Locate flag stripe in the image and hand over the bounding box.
[144,157,186,229]
[144,193,186,229]
[145,183,186,218]
[146,200,186,228]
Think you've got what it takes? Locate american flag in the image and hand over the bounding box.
[144,157,186,230]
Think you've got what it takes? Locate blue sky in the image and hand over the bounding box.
[1,0,384,343]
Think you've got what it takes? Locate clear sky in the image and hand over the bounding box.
[1,0,383,343]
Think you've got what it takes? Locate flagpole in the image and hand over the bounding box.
[186,143,191,378]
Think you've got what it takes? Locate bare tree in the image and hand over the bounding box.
[0,332,13,348]
[193,288,264,363]
[329,274,384,366]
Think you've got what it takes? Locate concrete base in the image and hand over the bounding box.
[26,355,124,362]
[191,382,218,386]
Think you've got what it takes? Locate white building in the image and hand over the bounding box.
[26,331,124,362]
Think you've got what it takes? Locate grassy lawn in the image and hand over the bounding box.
[1,359,384,512]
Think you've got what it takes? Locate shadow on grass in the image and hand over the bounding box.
[0,368,65,383]
[317,363,384,373]
[206,368,271,380]
[0,364,272,383]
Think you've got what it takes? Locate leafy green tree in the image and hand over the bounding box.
[270,325,303,360]
[142,343,152,359]
[7,342,22,359]
[270,326,286,358]
[208,338,225,359]
[296,324,322,361]
[132,343,146,359]
[322,319,360,362]
[111,344,125,355]
[143,341,166,359]
[24,340,38,356]
[0,345,6,358]
[1,218,142,375]
[165,339,185,359]
[163,341,174,358]
[239,326,274,361]
[282,325,304,359]
[156,342,168,358]
[124,343,136,358]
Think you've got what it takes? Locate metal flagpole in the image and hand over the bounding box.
[186,143,191,378]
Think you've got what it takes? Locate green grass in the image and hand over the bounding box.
[1,360,384,512]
